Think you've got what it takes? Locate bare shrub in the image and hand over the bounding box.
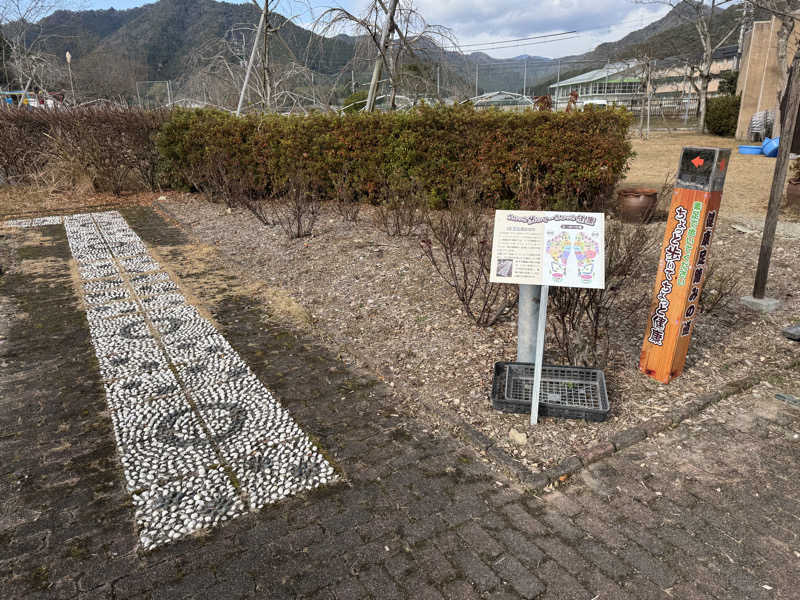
[657,169,675,214]
[241,195,274,227]
[0,108,50,185]
[420,189,517,327]
[331,169,360,223]
[0,107,167,195]
[271,178,321,239]
[548,219,657,367]
[373,177,427,237]
[698,261,741,315]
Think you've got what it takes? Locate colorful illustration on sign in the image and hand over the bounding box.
[572,232,599,283]
[546,232,571,281]
[489,210,605,289]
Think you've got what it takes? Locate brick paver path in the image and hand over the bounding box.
[1,207,798,599]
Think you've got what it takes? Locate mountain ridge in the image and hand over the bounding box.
[7,0,752,101]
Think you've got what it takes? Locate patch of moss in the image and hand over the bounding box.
[27,566,49,591]
[65,537,90,561]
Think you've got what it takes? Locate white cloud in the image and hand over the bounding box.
[348,0,671,58]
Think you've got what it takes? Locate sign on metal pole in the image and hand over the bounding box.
[639,147,730,384]
[490,211,605,289]
[490,211,605,422]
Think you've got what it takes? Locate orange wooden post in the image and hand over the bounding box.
[639,147,730,384]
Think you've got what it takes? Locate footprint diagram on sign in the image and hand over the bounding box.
[572,232,600,283]
[546,232,572,282]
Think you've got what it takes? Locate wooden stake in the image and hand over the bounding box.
[753,51,800,298]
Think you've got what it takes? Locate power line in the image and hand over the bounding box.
[464,35,583,53]
[458,13,673,55]
[444,31,577,50]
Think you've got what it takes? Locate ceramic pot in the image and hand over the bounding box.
[786,179,800,207]
[618,188,658,223]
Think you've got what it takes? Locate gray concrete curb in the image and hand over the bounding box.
[480,374,762,491]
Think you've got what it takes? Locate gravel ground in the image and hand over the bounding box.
[161,194,800,472]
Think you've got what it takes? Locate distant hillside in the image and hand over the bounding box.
[529,3,765,94]
[25,0,355,98]
[450,3,754,96]
[6,0,759,101]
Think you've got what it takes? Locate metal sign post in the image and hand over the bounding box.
[517,284,546,423]
[531,285,549,425]
[491,211,605,425]
[516,284,540,363]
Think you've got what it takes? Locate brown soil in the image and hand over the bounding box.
[0,187,159,219]
[624,132,774,218]
[159,195,800,473]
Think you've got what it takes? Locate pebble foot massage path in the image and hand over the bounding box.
[2,212,337,550]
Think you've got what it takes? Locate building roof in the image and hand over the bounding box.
[712,44,738,60]
[549,62,639,88]
[467,91,535,106]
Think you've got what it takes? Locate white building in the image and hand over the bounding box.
[548,62,640,110]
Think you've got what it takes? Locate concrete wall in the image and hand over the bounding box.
[736,17,800,139]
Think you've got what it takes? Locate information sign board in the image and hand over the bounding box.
[639,147,730,384]
[489,211,605,289]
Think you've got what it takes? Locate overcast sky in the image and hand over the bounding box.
[80,0,671,59]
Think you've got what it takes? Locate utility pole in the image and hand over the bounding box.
[750,51,800,303]
[351,69,355,94]
[366,0,399,112]
[556,59,561,109]
[736,1,753,70]
[475,62,478,97]
[65,51,76,106]
[166,80,172,107]
[237,2,267,116]
[646,60,652,138]
[523,60,527,97]
[604,59,610,104]
[436,64,440,99]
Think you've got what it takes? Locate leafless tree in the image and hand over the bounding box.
[635,0,740,132]
[631,46,655,138]
[244,0,311,111]
[0,0,77,94]
[311,0,459,110]
[180,4,323,113]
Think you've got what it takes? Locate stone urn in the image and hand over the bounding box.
[618,188,658,223]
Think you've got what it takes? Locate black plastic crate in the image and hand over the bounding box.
[491,361,610,422]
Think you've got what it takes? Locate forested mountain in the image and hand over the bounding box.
[22,0,356,98]
[3,0,757,102]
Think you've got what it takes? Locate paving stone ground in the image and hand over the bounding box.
[1,207,798,599]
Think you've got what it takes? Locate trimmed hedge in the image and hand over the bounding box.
[1,104,633,208]
[705,95,740,137]
[0,106,166,192]
[157,104,633,211]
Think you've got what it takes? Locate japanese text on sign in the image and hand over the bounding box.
[490,211,605,289]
